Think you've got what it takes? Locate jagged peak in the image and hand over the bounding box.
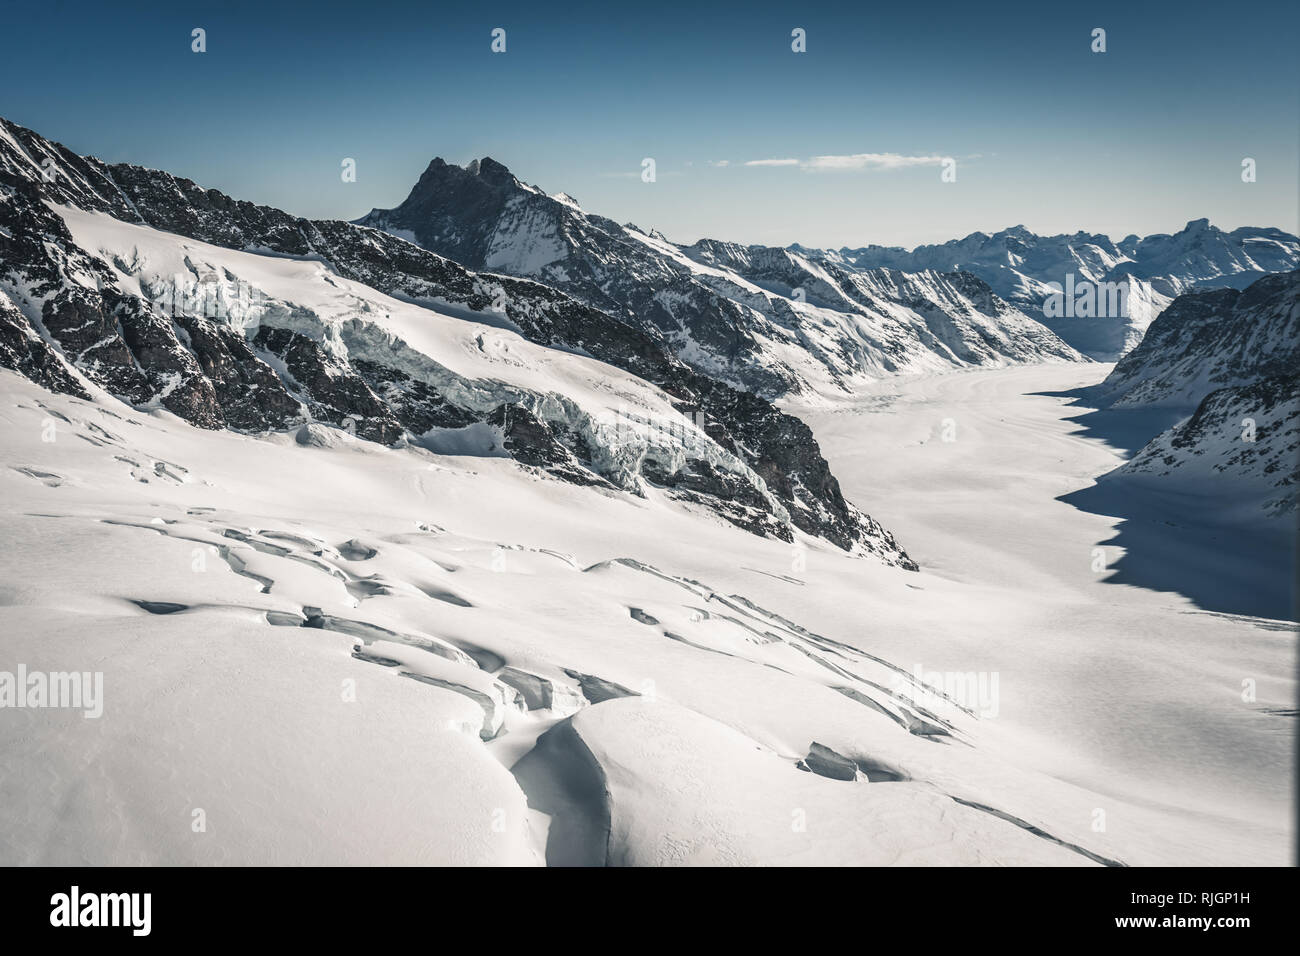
[465,156,515,183]
[406,155,519,196]
[994,224,1033,238]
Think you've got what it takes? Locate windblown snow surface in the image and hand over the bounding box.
[1,354,1291,865]
[0,196,1293,868]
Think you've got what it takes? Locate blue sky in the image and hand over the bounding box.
[2,0,1296,247]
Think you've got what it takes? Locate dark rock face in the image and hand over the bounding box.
[352,360,477,434]
[485,403,611,488]
[1113,371,1300,515]
[663,379,913,564]
[114,294,226,428]
[642,453,793,542]
[252,327,403,443]
[0,291,88,399]
[359,158,809,396]
[1171,374,1299,455]
[1100,270,1300,409]
[1,174,220,423]
[39,289,144,403]
[172,315,304,431]
[372,157,517,268]
[0,114,916,565]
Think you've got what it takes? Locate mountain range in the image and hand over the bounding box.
[1096,270,1300,516]
[1,112,1295,868]
[3,112,1297,551]
[359,157,1298,371]
[804,221,1300,359]
[0,116,908,563]
[358,157,1086,398]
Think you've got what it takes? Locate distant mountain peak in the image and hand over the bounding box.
[404,156,520,205]
[800,218,1300,358]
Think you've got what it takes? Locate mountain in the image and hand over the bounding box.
[0,115,911,564]
[680,239,1081,372]
[811,221,1300,359]
[0,117,1284,871]
[1097,271,1300,408]
[1113,374,1299,516]
[1,362,1144,866]
[357,158,1085,397]
[1095,271,1300,515]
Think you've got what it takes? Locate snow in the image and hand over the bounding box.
[1,357,1290,865]
[812,222,1299,360]
[3,115,1292,867]
[483,195,568,273]
[789,363,1294,865]
[53,205,780,509]
[0,120,40,176]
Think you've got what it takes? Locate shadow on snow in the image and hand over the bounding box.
[1035,386,1297,623]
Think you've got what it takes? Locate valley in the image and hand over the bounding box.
[2,360,1290,866]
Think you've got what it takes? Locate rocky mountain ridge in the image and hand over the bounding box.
[357,156,1085,397]
[0,116,912,564]
[1096,270,1300,515]
[805,221,1300,359]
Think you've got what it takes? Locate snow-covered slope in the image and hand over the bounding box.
[357,159,1084,398]
[0,114,911,563]
[2,115,1291,869]
[1112,375,1299,517]
[1098,271,1300,408]
[811,222,1300,359]
[682,239,1082,377]
[3,361,1289,866]
[0,368,1152,866]
[1095,271,1300,515]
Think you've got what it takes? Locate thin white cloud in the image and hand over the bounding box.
[740,153,955,171]
[707,159,731,167]
[806,152,949,170]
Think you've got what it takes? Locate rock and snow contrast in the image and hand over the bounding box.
[0,114,1294,867]
[357,157,1086,397]
[0,116,909,563]
[806,221,1300,359]
[1094,271,1300,518]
